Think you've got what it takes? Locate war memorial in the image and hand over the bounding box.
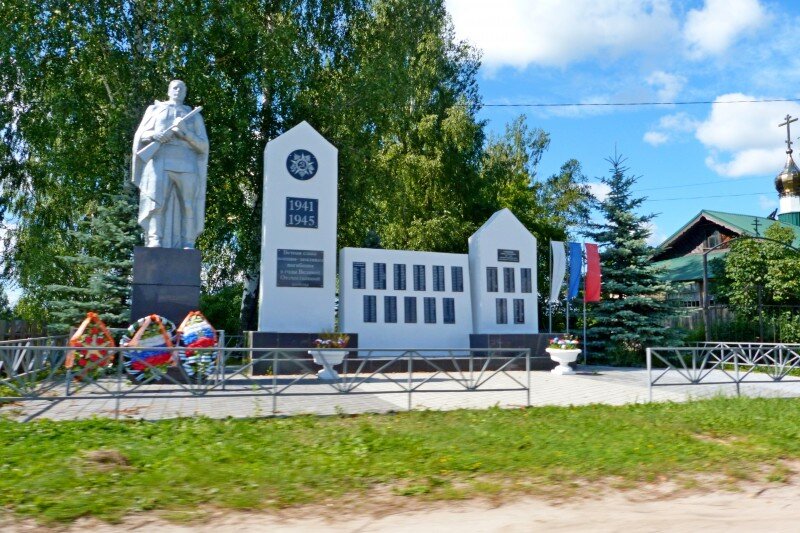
[4,82,800,423]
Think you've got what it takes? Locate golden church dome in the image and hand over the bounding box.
[775,152,800,197]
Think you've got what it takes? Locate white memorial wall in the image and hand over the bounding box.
[258,122,338,332]
[339,248,473,351]
[256,123,540,348]
[468,209,539,334]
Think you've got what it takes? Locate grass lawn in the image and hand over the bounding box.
[2,397,800,523]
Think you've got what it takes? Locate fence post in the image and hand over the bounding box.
[272,350,278,416]
[646,348,653,403]
[407,352,413,412]
[526,348,531,407]
[115,347,123,420]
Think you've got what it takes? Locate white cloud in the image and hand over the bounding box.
[646,71,686,101]
[445,0,679,69]
[695,93,800,177]
[683,0,768,59]
[588,182,612,202]
[657,112,699,133]
[643,112,700,146]
[643,131,669,146]
[645,221,668,247]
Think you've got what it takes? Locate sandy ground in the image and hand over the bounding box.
[4,479,800,533]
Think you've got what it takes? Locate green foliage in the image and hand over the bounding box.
[477,116,592,324]
[44,187,141,333]
[711,224,800,342]
[0,284,12,320]
[1,398,800,522]
[1,1,593,332]
[199,284,244,337]
[0,0,490,328]
[584,155,676,363]
[717,224,800,314]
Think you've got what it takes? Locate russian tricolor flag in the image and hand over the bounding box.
[550,242,602,302]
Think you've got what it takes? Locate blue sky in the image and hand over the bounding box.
[445,0,800,244]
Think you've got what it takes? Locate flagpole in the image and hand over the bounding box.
[582,297,587,365]
[566,297,570,335]
[582,241,587,365]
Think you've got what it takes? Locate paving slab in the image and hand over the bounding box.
[5,365,800,422]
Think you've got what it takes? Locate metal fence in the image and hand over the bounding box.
[646,342,800,400]
[0,342,536,420]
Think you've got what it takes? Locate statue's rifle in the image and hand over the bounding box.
[136,106,203,163]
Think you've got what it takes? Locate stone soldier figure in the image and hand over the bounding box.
[132,80,209,248]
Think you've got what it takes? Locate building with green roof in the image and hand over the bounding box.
[652,120,800,307]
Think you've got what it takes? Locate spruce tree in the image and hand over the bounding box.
[0,284,12,320]
[46,185,141,332]
[584,155,673,364]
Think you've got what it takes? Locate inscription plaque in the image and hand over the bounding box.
[277,249,324,288]
[497,249,520,263]
[285,197,318,228]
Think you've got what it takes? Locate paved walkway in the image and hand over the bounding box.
[4,366,800,422]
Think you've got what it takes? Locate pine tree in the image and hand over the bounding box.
[584,155,674,364]
[46,186,141,332]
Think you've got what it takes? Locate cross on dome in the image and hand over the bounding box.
[779,114,798,154]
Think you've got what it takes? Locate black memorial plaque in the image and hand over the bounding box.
[276,249,324,288]
[285,197,318,228]
[497,249,520,262]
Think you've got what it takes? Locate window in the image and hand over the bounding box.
[393,264,407,290]
[486,267,498,292]
[433,265,445,291]
[413,265,426,291]
[364,295,377,322]
[503,267,515,293]
[424,297,437,323]
[384,296,397,323]
[521,268,532,293]
[404,297,417,323]
[451,266,464,292]
[373,263,386,290]
[705,230,721,249]
[513,299,525,324]
[495,298,508,324]
[443,298,456,324]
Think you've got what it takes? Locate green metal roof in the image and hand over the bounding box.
[653,250,728,282]
[656,209,800,252]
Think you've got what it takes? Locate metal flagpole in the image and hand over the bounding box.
[582,241,587,364]
[566,296,570,334]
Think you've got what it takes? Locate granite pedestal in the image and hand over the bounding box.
[248,331,359,375]
[470,333,559,370]
[131,247,201,325]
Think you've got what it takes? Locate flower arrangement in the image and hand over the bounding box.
[176,311,218,379]
[121,315,176,381]
[548,334,579,350]
[66,312,116,380]
[313,331,350,349]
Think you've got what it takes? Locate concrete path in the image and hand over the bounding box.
[4,365,800,422]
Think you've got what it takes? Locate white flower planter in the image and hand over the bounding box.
[545,348,581,375]
[308,349,347,380]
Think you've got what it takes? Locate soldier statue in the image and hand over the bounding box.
[132,80,208,248]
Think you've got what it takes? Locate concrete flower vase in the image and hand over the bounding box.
[545,348,581,375]
[308,349,347,380]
